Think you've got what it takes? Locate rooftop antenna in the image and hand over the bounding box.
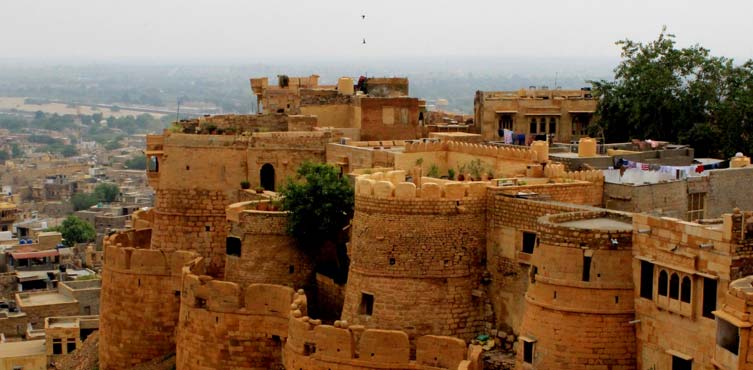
[554,72,558,89]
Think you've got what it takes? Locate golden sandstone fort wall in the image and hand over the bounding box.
[484,190,596,333]
[284,315,482,370]
[342,173,489,341]
[517,211,636,370]
[146,130,334,274]
[99,229,197,370]
[176,257,302,370]
[225,200,314,289]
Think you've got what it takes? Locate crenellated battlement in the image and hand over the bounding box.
[180,257,303,318]
[405,140,537,162]
[284,313,481,370]
[103,228,198,277]
[543,162,605,182]
[355,171,488,201]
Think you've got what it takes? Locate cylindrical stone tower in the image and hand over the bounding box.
[99,229,196,369]
[224,200,314,288]
[517,211,636,369]
[340,172,488,341]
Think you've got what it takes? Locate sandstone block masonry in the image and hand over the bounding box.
[224,200,314,289]
[176,256,301,370]
[517,211,636,369]
[341,173,490,341]
[98,229,197,370]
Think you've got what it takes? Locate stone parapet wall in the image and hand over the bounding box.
[99,230,198,370]
[536,211,633,251]
[356,171,488,201]
[176,257,302,369]
[284,315,481,370]
[404,141,536,162]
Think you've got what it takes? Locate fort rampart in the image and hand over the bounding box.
[284,316,482,370]
[176,257,303,369]
[99,229,198,370]
[342,173,489,341]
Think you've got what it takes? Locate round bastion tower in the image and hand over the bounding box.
[223,200,314,288]
[517,211,636,369]
[99,224,197,370]
[341,171,489,341]
[146,132,251,275]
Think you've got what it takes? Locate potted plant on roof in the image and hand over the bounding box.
[254,186,265,194]
[240,180,251,190]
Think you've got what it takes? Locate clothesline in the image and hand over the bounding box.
[614,158,728,179]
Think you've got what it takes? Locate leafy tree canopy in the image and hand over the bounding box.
[280,162,354,246]
[592,27,753,158]
[124,154,147,170]
[51,216,95,247]
[94,183,119,203]
[71,192,99,211]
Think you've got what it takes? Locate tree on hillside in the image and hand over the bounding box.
[591,27,753,158]
[94,183,120,203]
[280,162,354,248]
[53,216,96,247]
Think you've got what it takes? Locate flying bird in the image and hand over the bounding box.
[362,38,367,45]
[362,14,366,19]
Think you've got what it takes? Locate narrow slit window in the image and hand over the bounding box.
[226,237,241,257]
[522,339,535,364]
[640,261,654,299]
[702,277,717,318]
[522,231,536,254]
[582,255,592,282]
[359,293,374,316]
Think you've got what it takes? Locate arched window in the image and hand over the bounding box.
[658,270,668,296]
[681,276,692,303]
[669,273,680,299]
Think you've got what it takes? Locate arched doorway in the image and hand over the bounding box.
[260,163,275,191]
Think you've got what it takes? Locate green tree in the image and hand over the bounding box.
[0,151,8,162]
[11,143,23,158]
[124,154,147,170]
[55,216,96,247]
[94,183,120,203]
[280,162,354,247]
[60,145,78,157]
[104,137,124,150]
[592,27,753,157]
[70,192,99,211]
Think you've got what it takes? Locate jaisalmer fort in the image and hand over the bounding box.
[3,12,753,370]
[93,75,753,370]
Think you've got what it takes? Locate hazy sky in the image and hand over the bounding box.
[2,0,752,63]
